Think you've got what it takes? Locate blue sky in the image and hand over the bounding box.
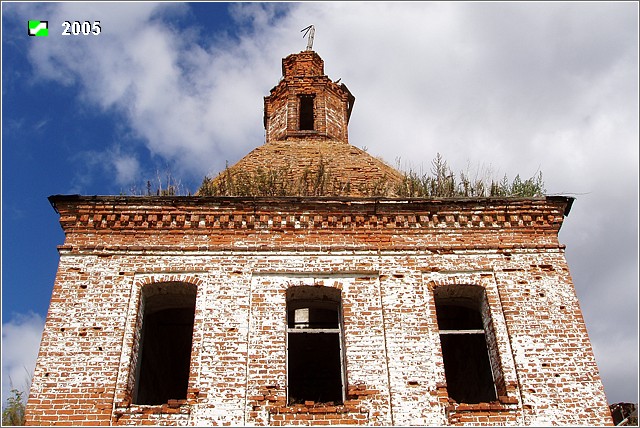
[2,1,638,408]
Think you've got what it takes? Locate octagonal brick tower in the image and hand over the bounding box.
[264,50,355,143]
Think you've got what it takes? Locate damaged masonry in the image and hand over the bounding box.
[25,48,613,426]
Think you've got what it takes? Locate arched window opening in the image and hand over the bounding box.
[132,282,197,405]
[435,285,498,404]
[299,94,315,130]
[286,286,345,405]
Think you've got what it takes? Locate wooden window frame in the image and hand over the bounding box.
[286,287,346,405]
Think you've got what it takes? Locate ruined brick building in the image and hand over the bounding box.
[25,49,613,426]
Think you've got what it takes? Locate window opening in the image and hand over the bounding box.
[299,94,315,130]
[133,282,196,405]
[286,286,345,405]
[435,286,497,404]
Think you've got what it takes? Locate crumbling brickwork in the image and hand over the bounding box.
[25,196,612,426]
[265,51,354,144]
[212,139,404,197]
[25,50,613,426]
[217,50,397,198]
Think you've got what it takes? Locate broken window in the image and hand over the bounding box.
[286,286,345,405]
[132,282,197,405]
[435,285,498,404]
[299,94,315,130]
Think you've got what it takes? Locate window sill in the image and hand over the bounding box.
[114,400,191,416]
[273,404,355,414]
[287,130,328,137]
[446,400,519,413]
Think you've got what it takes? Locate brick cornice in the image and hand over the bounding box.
[48,195,572,233]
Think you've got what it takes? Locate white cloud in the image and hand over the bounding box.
[9,1,639,404]
[2,312,45,406]
[67,145,142,192]
[112,153,141,186]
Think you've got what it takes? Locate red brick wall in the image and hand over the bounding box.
[25,195,613,426]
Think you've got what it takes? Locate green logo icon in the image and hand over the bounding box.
[28,20,49,37]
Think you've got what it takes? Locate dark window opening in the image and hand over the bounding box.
[133,283,196,405]
[288,332,343,404]
[286,286,345,405]
[435,287,498,404]
[299,95,315,130]
[437,304,484,331]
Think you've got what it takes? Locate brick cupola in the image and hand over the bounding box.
[264,50,355,144]
[200,50,403,197]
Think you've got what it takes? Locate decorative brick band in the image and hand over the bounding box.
[49,195,572,233]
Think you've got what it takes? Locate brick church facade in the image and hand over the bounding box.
[25,50,612,426]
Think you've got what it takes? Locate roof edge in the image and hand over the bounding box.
[49,194,575,213]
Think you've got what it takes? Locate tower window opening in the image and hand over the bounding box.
[299,94,315,130]
[286,286,345,405]
[132,282,196,405]
[435,285,498,404]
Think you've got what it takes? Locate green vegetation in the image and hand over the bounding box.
[198,153,545,198]
[2,389,26,426]
[394,153,545,198]
[199,158,356,197]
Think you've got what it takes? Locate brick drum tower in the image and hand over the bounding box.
[25,48,613,426]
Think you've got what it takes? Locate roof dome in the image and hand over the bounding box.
[199,138,403,197]
[198,50,404,197]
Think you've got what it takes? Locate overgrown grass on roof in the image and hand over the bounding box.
[197,153,545,198]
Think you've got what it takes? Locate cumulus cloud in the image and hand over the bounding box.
[2,312,45,406]
[7,2,638,403]
[8,2,286,181]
